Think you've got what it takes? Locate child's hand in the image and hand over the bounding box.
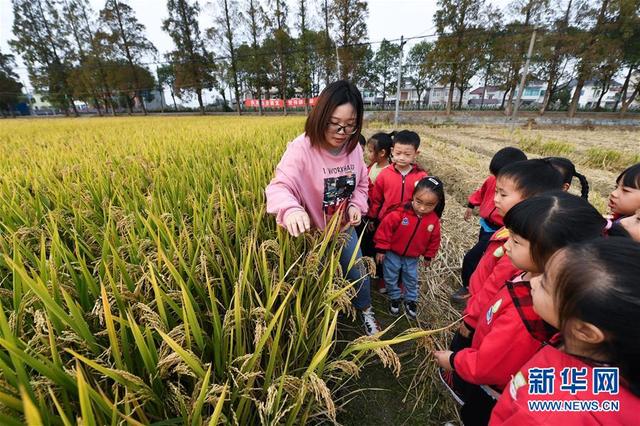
[421,258,432,268]
[464,207,473,221]
[375,253,385,264]
[459,322,471,338]
[347,205,362,226]
[433,350,454,370]
[283,210,311,237]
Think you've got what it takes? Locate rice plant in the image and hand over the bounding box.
[0,117,442,425]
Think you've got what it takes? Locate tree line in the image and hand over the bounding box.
[1,0,639,117]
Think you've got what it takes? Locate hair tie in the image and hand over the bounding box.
[604,219,613,232]
[427,177,439,186]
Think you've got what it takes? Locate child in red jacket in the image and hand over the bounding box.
[367,130,428,223]
[608,163,640,221]
[374,176,444,319]
[453,147,527,304]
[490,237,640,425]
[435,191,608,425]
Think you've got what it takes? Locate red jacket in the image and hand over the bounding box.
[463,227,519,329]
[490,343,640,425]
[368,164,428,220]
[374,204,441,259]
[468,175,503,227]
[453,275,555,391]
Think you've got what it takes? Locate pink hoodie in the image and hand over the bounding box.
[266,133,369,230]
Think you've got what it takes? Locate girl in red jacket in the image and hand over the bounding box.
[608,163,640,221]
[451,160,564,353]
[454,147,527,304]
[490,237,640,425]
[374,176,444,319]
[435,191,607,425]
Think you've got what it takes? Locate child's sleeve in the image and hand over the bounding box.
[467,178,488,208]
[373,211,399,252]
[464,258,516,329]
[265,143,306,226]
[368,172,385,220]
[423,219,441,259]
[452,306,541,387]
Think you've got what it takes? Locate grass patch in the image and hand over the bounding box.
[518,136,575,157]
[584,147,640,171]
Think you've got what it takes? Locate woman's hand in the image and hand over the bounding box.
[347,205,362,226]
[433,350,454,370]
[283,210,311,237]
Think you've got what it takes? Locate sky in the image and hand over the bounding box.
[0,0,510,103]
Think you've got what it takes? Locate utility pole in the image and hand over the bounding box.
[511,29,537,123]
[335,43,341,79]
[394,35,406,127]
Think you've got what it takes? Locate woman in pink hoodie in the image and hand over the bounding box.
[265,80,380,335]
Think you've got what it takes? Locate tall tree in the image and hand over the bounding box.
[295,0,313,114]
[265,0,291,114]
[11,0,79,116]
[537,0,574,114]
[373,39,401,107]
[0,51,23,117]
[614,0,640,114]
[208,0,242,114]
[163,0,215,114]
[567,0,616,117]
[100,0,156,115]
[243,0,267,115]
[406,41,434,109]
[318,0,336,85]
[433,0,486,114]
[157,63,179,110]
[332,0,369,81]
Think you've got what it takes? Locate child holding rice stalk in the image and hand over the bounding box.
[265,80,381,336]
[373,176,444,319]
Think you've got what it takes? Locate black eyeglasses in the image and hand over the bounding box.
[326,122,358,135]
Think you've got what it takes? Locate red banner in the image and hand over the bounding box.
[244,97,319,109]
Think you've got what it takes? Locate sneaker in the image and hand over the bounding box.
[361,307,381,335]
[404,300,418,319]
[450,287,470,304]
[388,299,401,316]
[438,368,465,405]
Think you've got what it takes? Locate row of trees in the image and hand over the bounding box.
[2,0,639,117]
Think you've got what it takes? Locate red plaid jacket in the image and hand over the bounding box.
[452,273,556,391]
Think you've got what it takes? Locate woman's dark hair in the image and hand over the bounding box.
[393,130,420,150]
[413,176,445,218]
[305,80,363,154]
[489,147,527,175]
[497,159,564,198]
[616,163,640,190]
[503,191,606,271]
[552,237,640,396]
[358,134,366,147]
[367,132,394,161]
[546,157,590,199]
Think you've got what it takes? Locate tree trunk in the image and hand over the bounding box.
[196,88,205,114]
[457,85,464,109]
[170,90,178,111]
[567,76,585,118]
[500,88,509,110]
[539,66,557,115]
[446,80,455,115]
[620,85,639,115]
[615,66,634,111]
[505,82,517,116]
[594,82,610,111]
[94,97,103,116]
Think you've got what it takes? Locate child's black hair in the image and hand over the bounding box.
[616,163,640,190]
[546,156,590,199]
[553,237,640,396]
[497,159,564,198]
[358,134,366,147]
[393,130,420,150]
[368,132,394,160]
[503,191,606,271]
[413,176,445,218]
[489,147,527,175]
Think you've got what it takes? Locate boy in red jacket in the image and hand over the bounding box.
[452,147,527,304]
[367,130,428,223]
[374,177,444,318]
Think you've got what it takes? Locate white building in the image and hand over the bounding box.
[569,79,622,109]
[468,86,505,108]
[427,85,470,108]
